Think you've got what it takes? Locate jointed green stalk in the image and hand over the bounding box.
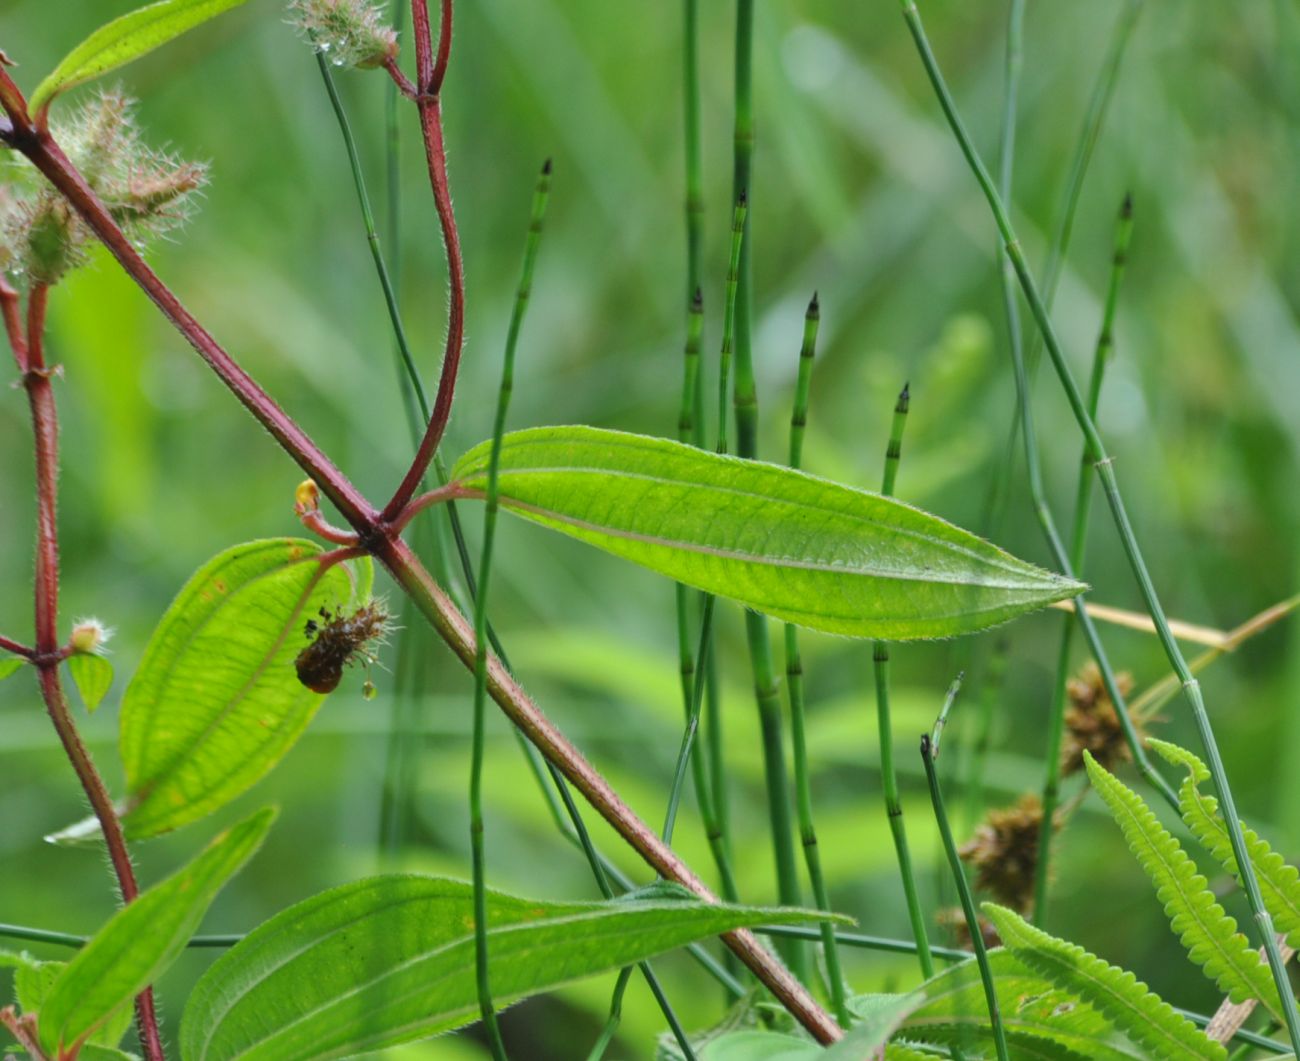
[898,3,1300,1050]
[468,159,551,1060]
[782,295,849,1026]
[730,0,804,977]
[872,382,935,982]
[1033,195,1133,926]
[922,677,1010,1061]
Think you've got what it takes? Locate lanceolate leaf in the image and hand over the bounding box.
[450,427,1082,640]
[0,657,24,680]
[68,653,114,712]
[39,807,275,1058]
[1151,739,1300,951]
[3,952,135,1052]
[1084,753,1282,1019]
[984,903,1225,1060]
[29,0,255,115]
[180,875,848,1061]
[118,539,370,838]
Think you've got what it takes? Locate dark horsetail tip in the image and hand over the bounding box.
[896,381,910,414]
[737,189,748,208]
[541,158,553,175]
[1121,191,1132,218]
[807,291,819,318]
[691,286,703,311]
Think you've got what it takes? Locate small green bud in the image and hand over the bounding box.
[69,618,113,655]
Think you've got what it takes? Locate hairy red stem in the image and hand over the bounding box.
[380,88,464,519]
[17,282,165,1061]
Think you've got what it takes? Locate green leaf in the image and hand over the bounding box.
[1084,752,1282,1018]
[68,653,114,712]
[450,427,1082,640]
[0,657,24,680]
[983,902,1225,1060]
[697,1031,819,1060]
[4,952,135,1052]
[117,539,370,838]
[893,952,1143,1060]
[180,874,849,1061]
[29,0,255,115]
[39,807,275,1058]
[1151,738,1300,951]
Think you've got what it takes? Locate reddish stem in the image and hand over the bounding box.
[0,633,34,658]
[18,283,165,1061]
[390,480,463,534]
[410,0,435,90]
[1,278,27,369]
[382,56,418,100]
[430,0,453,94]
[380,87,464,520]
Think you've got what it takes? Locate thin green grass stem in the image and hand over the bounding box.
[781,295,849,1025]
[898,3,1300,1049]
[467,159,552,1061]
[1033,195,1133,926]
[871,382,935,982]
[922,677,1010,1061]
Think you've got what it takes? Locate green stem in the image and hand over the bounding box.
[898,3,1300,1051]
[1034,194,1133,926]
[782,295,849,1026]
[730,2,803,974]
[872,382,935,982]
[468,158,551,1061]
[922,679,1010,1061]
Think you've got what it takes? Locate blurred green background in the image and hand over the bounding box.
[2,0,1299,1056]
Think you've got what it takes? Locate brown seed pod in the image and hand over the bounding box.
[295,600,389,694]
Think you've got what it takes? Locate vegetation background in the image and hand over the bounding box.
[2,0,1298,1056]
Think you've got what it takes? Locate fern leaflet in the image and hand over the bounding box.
[1084,752,1283,1020]
[984,902,1225,1060]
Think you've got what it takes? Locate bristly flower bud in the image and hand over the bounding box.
[290,0,400,70]
[1061,662,1140,777]
[959,794,1050,915]
[1,90,206,288]
[69,617,113,655]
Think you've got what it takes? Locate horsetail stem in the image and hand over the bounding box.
[898,3,1300,1048]
[782,294,849,1025]
[1034,194,1134,926]
[922,678,1010,1061]
[872,381,936,982]
[468,158,552,1060]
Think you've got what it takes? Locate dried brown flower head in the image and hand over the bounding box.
[1061,661,1138,777]
[959,793,1049,914]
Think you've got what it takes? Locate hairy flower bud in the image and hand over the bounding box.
[290,0,400,70]
[69,618,113,655]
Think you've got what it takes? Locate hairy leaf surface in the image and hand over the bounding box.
[451,427,1082,640]
[39,807,274,1058]
[984,903,1225,1060]
[68,653,113,713]
[30,0,254,114]
[181,874,847,1061]
[1085,753,1281,1018]
[118,539,370,837]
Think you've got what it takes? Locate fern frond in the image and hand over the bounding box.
[898,951,1139,1060]
[1084,752,1283,1020]
[1151,738,1300,950]
[983,902,1226,1060]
